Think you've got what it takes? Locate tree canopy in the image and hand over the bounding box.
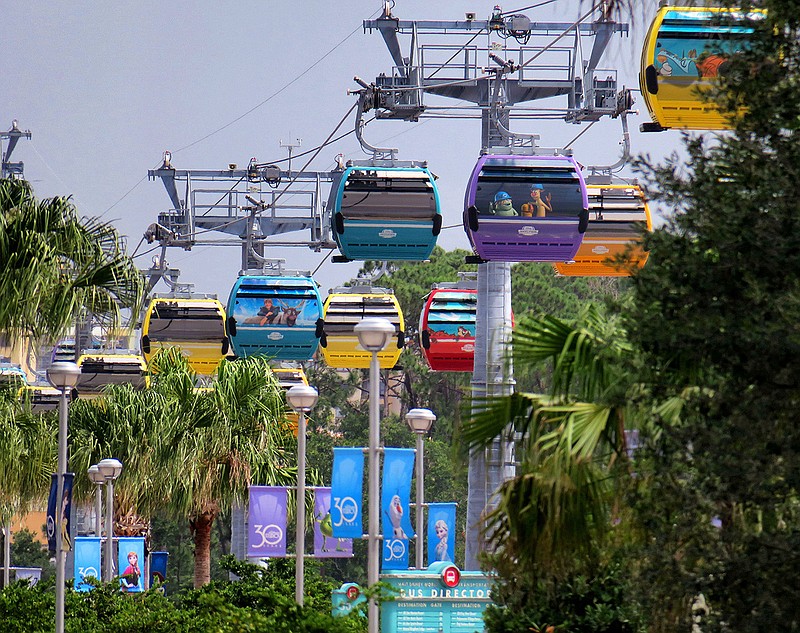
[0,179,144,340]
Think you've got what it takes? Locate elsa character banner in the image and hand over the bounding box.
[117,536,145,593]
[330,447,364,539]
[313,487,353,558]
[381,448,415,571]
[73,537,101,592]
[248,486,288,558]
[427,502,456,564]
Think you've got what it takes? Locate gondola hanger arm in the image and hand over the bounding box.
[584,111,631,177]
[351,85,399,161]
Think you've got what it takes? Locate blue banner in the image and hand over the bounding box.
[150,551,169,593]
[427,502,457,565]
[73,537,101,592]
[381,448,415,571]
[330,447,364,539]
[118,537,145,593]
[46,472,74,554]
[248,486,288,558]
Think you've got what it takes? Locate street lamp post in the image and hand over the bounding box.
[47,361,81,633]
[87,465,104,540]
[405,408,436,570]
[354,316,396,633]
[286,384,319,607]
[97,458,122,582]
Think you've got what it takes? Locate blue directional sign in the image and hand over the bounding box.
[380,562,493,633]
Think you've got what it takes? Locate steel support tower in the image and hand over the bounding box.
[362,1,629,569]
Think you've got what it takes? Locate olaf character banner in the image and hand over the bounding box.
[248,486,288,558]
[73,537,101,592]
[427,502,457,564]
[313,487,353,558]
[46,472,74,554]
[381,448,415,571]
[118,536,145,593]
[330,447,364,539]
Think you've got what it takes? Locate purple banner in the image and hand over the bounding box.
[248,486,288,558]
[313,488,353,558]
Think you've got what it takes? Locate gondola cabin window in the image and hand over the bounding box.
[340,170,437,221]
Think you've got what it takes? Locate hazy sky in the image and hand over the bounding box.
[2,0,676,299]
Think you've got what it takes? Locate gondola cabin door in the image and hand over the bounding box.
[554,183,652,276]
[329,166,442,261]
[420,288,477,372]
[141,298,229,375]
[463,154,589,262]
[639,6,763,131]
[320,290,404,369]
[226,275,323,361]
[75,354,148,399]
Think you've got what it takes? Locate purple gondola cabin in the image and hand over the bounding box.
[463,154,589,262]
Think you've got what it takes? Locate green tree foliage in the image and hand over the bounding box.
[484,555,645,633]
[0,387,54,525]
[461,306,650,577]
[0,557,366,632]
[68,352,296,588]
[622,3,800,630]
[0,179,144,340]
[6,529,53,582]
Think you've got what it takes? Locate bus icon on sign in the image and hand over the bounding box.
[442,565,461,588]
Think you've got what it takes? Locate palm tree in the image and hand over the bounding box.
[461,304,680,576]
[0,386,55,526]
[0,178,144,340]
[0,385,56,585]
[68,350,297,588]
[150,352,297,587]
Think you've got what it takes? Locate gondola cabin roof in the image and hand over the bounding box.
[463,154,589,262]
[0,364,28,386]
[18,384,66,412]
[419,288,477,372]
[272,366,309,437]
[329,165,442,261]
[75,353,149,398]
[273,366,309,390]
[226,275,323,361]
[51,339,76,364]
[639,6,764,131]
[320,290,405,369]
[554,183,652,277]
[141,297,229,375]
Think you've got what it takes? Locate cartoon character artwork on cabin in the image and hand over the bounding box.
[242,298,281,325]
[521,183,552,217]
[274,300,307,326]
[490,191,518,216]
[655,47,700,77]
[655,46,733,80]
[238,298,312,328]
